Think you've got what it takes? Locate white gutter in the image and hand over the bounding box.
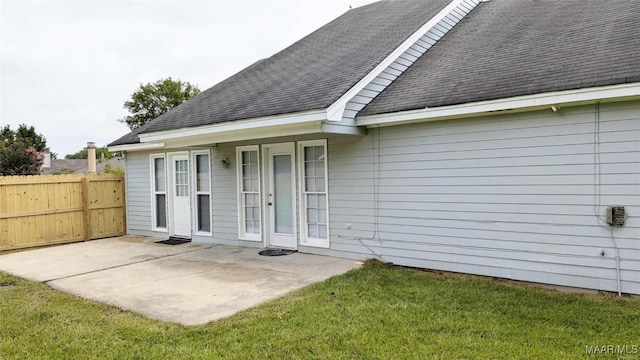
[138,109,326,143]
[357,83,640,127]
[108,142,165,152]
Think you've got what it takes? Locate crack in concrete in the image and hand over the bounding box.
[43,245,215,284]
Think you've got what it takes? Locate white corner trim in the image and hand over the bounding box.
[357,83,640,127]
[108,142,165,152]
[325,0,474,122]
[138,110,326,143]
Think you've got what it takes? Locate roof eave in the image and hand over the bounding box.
[112,109,361,150]
[136,109,327,145]
[108,142,165,152]
[357,83,640,127]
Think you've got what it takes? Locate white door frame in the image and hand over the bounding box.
[262,142,297,249]
[168,152,192,238]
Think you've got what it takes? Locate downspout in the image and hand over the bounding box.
[610,228,622,296]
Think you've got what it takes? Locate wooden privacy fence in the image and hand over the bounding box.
[0,173,126,251]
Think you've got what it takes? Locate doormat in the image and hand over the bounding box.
[259,248,296,256]
[155,238,191,245]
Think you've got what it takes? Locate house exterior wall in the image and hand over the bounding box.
[124,150,155,237]
[209,145,240,245]
[125,148,218,243]
[213,137,321,249]
[122,99,639,294]
[328,100,640,294]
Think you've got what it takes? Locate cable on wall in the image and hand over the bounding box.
[593,101,605,223]
[338,126,386,260]
[592,100,622,296]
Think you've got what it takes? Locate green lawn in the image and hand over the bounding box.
[1,262,638,359]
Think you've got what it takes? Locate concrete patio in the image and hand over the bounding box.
[0,236,361,325]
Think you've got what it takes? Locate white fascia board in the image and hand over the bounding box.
[357,83,640,127]
[108,142,165,152]
[138,109,326,143]
[162,122,324,148]
[325,0,470,122]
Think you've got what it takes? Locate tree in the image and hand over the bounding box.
[119,77,201,130]
[65,146,113,161]
[0,124,47,176]
[103,162,125,175]
[0,140,44,176]
[0,124,47,151]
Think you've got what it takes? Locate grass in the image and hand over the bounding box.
[1,262,639,359]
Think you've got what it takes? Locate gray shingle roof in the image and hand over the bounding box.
[40,158,126,175]
[360,0,640,116]
[110,0,451,146]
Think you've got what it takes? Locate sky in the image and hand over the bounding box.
[0,0,377,157]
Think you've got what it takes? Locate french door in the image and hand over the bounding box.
[262,143,297,249]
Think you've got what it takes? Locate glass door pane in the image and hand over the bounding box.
[196,154,209,192]
[301,142,328,244]
[273,154,293,234]
[175,159,188,197]
[240,149,260,236]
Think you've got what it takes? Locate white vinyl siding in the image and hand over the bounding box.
[123,151,153,236]
[193,150,212,235]
[329,100,640,295]
[299,140,329,248]
[150,154,167,232]
[236,146,261,241]
[210,145,241,245]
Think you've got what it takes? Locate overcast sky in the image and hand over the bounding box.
[0,0,376,157]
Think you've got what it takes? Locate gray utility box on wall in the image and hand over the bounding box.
[606,206,625,227]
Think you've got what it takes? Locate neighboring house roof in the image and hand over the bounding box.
[110,0,640,148]
[360,0,640,116]
[109,0,452,146]
[40,158,126,175]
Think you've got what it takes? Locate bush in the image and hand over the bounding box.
[0,141,43,175]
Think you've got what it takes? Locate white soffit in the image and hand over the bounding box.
[137,109,326,143]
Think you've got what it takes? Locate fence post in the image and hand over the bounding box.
[120,176,127,235]
[81,177,91,241]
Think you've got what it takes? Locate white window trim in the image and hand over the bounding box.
[236,145,262,241]
[192,150,212,236]
[298,139,330,248]
[150,153,168,233]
